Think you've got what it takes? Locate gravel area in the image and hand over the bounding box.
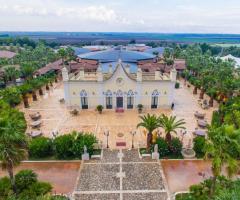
[122,163,165,190]
[101,149,120,163]
[77,164,120,191]
[122,149,142,162]
[123,192,167,200]
[75,193,120,200]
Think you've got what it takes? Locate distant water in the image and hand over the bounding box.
[1,32,240,44]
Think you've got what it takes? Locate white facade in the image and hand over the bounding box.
[62,60,176,110]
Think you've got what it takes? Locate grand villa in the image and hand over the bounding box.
[62,48,177,110]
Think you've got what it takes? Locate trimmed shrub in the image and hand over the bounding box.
[15,170,37,193]
[175,82,180,89]
[193,136,206,158]
[155,137,169,157]
[29,137,53,159]
[72,132,97,158]
[0,177,11,199]
[54,134,74,159]
[169,138,182,156]
[17,189,38,200]
[29,182,52,196]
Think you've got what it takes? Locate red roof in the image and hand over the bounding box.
[173,59,186,70]
[35,59,63,75]
[0,50,16,59]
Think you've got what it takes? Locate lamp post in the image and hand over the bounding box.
[130,131,136,149]
[104,130,110,148]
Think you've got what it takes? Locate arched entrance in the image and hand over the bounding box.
[116,90,123,108]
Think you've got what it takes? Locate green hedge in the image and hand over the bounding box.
[29,137,53,159]
[28,131,97,160]
[193,137,206,158]
[155,137,169,157]
[54,134,75,159]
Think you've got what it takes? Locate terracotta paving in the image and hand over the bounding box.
[0,161,81,195]
[19,81,217,149]
[161,160,213,193]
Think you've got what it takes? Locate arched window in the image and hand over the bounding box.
[105,90,112,109]
[80,90,88,109]
[116,90,123,108]
[151,90,159,109]
[127,90,134,109]
[116,90,123,97]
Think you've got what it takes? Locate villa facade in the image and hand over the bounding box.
[62,60,177,110]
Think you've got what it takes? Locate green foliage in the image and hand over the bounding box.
[54,134,74,159]
[0,177,11,199]
[29,137,53,159]
[28,182,52,196]
[72,132,97,158]
[179,176,240,200]
[211,111,222,128]
[175,82,180,89]
[0,87,21,107]
[193,137,206,158]
[0,169,53,200]
[168,138,182,156]
[96,105,103,113]
[137,114,160,134]
[15,170,37,193]
[155,137,169,157]
[159,114,186,141]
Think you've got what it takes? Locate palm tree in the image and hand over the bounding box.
[159,114,186,142]
[20,64,35,80]
[137,114,160,152]
[0,102,28,194]
[4,66,20,84]
[204,125,240,197]
[58,48,67,66]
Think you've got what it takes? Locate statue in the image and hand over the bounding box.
[84,145,87,154]
[82,145,89,160]
[154,144,158,153]
[152,144,159,160]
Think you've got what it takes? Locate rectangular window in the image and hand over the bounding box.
[127,96,134,109]
[81,97,88,109]
[151,96,158,109]
[106,97,112,109]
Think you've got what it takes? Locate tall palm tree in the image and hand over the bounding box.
[204,125,240,197]
[4,66,20,84]
[159,114,186,142]
[58,48,67,66]
[137,114,160,152]
[0,102,28,194]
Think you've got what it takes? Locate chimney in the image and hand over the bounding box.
[137,68,142,82]
[62,67,69,81]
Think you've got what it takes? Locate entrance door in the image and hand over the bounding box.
[116,97,123,108]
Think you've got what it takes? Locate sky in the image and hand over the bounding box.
[0,0,240,33]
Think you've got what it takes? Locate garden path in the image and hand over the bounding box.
[73,149,169,200]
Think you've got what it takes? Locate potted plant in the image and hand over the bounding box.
[137,104,143,114]
[96,105,103,114]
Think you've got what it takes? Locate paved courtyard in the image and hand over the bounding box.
[19,81,217,148]
[74,149,168,200]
